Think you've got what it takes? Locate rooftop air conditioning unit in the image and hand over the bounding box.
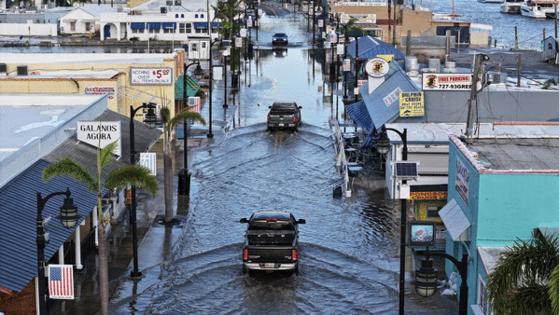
[17,65,28,76]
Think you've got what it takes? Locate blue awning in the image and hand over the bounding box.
[346,100,373,130]
[0,160,98,292]
[193,22,221,29]
[130,22,145,30]
[360,62,420,131]
[162,22,176,29]
[147,22,161,30]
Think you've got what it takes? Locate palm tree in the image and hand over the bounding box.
[159,107,205,224]
[42,141,158,315]
[487,230,559,315]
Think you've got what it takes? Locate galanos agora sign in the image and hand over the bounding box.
[77,121,121,156]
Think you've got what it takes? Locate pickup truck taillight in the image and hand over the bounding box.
[291,249,298,262]
[243,247,249,262]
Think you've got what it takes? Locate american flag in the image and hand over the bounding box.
[48,264,74,300]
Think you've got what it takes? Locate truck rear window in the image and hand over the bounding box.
[248,220,295,231]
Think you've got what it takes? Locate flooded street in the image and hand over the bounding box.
[108,8,456,315]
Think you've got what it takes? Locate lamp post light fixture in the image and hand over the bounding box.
[128,102,157,279]
[178,61,203,198]
[36,187,79,315]
[414,258,438,297]
[376,126,408,315]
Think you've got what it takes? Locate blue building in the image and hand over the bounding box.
[441,134,559,315]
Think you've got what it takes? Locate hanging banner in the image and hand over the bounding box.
[48,264,74,300]
[212,66,223,81]
[235,37,243,48]
[77,121,121,156]
[399,91,424,117]
[139,152,157,176]
[422,73,472,90]
[342,58,351,72]
[336,44,344,55]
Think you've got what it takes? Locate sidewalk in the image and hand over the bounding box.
[50,91,237,315]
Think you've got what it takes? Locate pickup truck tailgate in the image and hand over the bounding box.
[246,246,294,263]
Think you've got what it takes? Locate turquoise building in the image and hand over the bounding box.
[441,134,559,315]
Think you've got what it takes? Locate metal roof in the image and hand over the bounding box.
[346,36,405,60]
[478,247,507,275]
[0,159,97,293]
[359,62,419,131]
[346,100,373,130]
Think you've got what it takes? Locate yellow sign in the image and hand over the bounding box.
[410,191,448,200]
[377,54,394,62]
[399,91,424,117]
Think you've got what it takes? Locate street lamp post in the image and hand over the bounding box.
[128,103,157,279]
[376,126,408,315]
[36,188,79,315]
[416,251,469,315]
[223,49,229,109]
[178,62,202,198]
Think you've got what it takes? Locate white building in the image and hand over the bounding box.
[60,4,121,35]
[99,10,219,59]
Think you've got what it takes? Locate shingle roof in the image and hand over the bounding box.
[43,110,161,177]
[0,160,98,292]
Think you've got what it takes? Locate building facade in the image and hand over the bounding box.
[441,134,559,315]
[0,50,186,117]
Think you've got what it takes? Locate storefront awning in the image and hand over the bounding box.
[193,22,221,29]
[346,100,373,131]
[130,22,146,30]
[147,22,161,30]
[439,199,471,241]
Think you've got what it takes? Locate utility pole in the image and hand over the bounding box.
[465,54,483,142]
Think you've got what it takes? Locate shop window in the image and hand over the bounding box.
[85,22,91,31]
[70,21,76,32]
[175,14,179,18]
[191,43,198,52]
[477,277,492,314]
[200,14,204,18]
[427,206,440,219]
[163,28,174,33]
[201,42,206,48]
[181,14,184,18]
[195,14,198,18]
[186,23,191,33]
[149,28,159,34]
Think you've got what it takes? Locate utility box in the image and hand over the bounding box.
[542,36,558,62]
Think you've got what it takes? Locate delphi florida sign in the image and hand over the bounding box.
[77,121,121,156]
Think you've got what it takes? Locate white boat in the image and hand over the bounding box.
[500,0,523,14]
[478,0,504,3]
[520,0,555,18]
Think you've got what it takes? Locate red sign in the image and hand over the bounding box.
[410,191,448,200]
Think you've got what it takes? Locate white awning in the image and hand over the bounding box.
[439,199,471,241]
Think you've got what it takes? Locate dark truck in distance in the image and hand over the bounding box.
[266,102,302,131]
[272,33,288,46]
[240,210,305,275]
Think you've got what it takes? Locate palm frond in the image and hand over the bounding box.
[166,110,206,131]
[42,158,97,192]
[99,141,118,170]
[549,264,559,314]
[105,165,158,196]
[488,232,559,314]
[510,284,551,315]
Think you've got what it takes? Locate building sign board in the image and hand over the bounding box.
[84,86,115,100]
[399,91,424,117]
[422,73,472,91]
[455,158,470,204]
[365,57,389,78]
[130,67,173,85]
[410,191,448,200]
[77,121,121,156]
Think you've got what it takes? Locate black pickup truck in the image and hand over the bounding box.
[240,210,305,275]
[266,102,302,131]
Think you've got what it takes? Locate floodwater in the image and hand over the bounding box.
[108,8,457,315]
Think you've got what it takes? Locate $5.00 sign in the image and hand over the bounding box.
[130,67,173,85]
